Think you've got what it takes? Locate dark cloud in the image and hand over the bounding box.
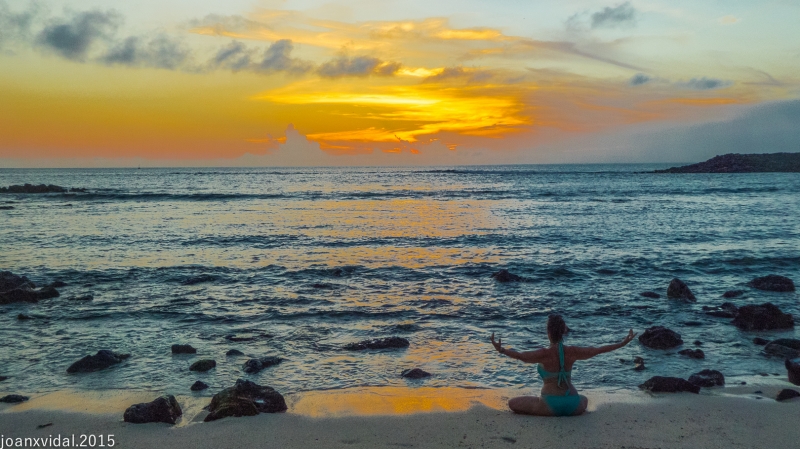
[317,55,401,78]
[0,1,42,45]
[210,40,252,71]
[629,73,652,86]
[257,39,313,74]
[37,10,121,60]
[100,35,190,69]
[682,77,732,90]
[591,2,636,29]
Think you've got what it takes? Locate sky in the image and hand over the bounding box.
[0,0,799,167]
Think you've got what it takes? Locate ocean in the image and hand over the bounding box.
[1,165,798,397]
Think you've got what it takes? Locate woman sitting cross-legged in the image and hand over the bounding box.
[491,314,636,417]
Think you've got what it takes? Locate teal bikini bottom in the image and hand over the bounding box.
[542,394,581,416]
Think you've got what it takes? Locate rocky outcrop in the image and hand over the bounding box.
[764,339,800,359]
[639,326,683,350]
[0,271,34,292]
[722,290,744,299]
[787,358,800,385]
[123,395,182,424]
[242,356,282,374]
[633,356,646,371]
[666,278,695,301]
[703,302,739,318]
[344,337,410,351]
[67,350,130,373]
[0,184,66,193]
[732,303,794,331]
[748,275,795,292]
[171,344,197,354]
[491,269,523,283]
[191,381,209,391]
[189,360,216,372]
[0,271,61,304]
[640,291,660,299]
[401,368,431,379]
[639,376,700,394]
[652,153,800,173]
[753,337,769,345]
[204,379,287,422]
[688,369,725,388]
[0,394,29,403]
[226,349,244,356]
[776,389,800,402]
[678,349,705,359]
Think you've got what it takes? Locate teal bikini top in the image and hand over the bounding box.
[537,341,572,388]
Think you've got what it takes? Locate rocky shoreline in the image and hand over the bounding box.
[653,152,800,173]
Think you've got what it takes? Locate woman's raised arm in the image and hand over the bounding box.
[491,332,546,363]
[571,329,636,361]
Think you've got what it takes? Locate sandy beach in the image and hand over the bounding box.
[2,384,798,449]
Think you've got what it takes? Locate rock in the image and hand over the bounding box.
[0,394,29,403]
[748,275,795,292]
[703,302,739,318]
[652,153,800,173]
[68,294,93,301]
[189,359,216,372]
[776,389,800,401]
[123,395,182,424]
[226,349,244,356]
[34,285,59,300]
[205,379,287,421]
[50,280,67,288]
[491,269,523,283]
[693,340,703,346]
[666,278,695,301]
[678,349,705,359]
[17,313,32,320]
[344,336,410,351]
[732,303,794,331]
[640,291,660,299]
[753,337,770,346]
[722,290,744,299]
[688,369,725,388]
[0,288,38,304]
[242,356,282,374]
[0,376,8,382]
[787,358,800,385]
[764,339,800,359]
[191,381,209,391]
[638,326,683,350]
[639,376,700,394]
[67,350,130,373]
[401,368,431,379]
[633,356,646,371]
[0,271,59,304]
[0,184,67,193]
[0,271,34,292]
[171,344,197,354]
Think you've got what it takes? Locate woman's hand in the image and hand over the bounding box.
[491,332,504,353]
[621,329,637,346]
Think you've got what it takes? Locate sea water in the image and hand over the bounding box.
[1,165,798,396]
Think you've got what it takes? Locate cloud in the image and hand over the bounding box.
[629,73,652,86]
[317,55,401,78]
[0,0,42,45]
[101,35,190,69]
[718,15,740,25]
[256,39,313,74]
[591,2,636,29]
[37,10,121,60]
[209,40,252,71]
[681,77,732,90]
[424,66,494,83]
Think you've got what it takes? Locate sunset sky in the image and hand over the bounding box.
[1,0,799,166]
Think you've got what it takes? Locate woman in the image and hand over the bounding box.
[491,314,636,416]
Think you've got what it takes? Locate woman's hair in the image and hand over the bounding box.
[547,314,567,343]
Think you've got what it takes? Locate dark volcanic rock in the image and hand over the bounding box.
[67,350,130,373]
[764,339,800,359]
[205,379,287,422]
[0,288,38,304]
[748,275,795,292]
[639,376,700,394]
[189,359,216,372]
[753,337,769,346]
[633,356,646,371]
[0,376,8,382]
[171,344,197,354]
[17,313,32,320]
[688,369,725,388]
[191,381,209,391]
[242,356,282,374]
[123,395,182,424]
[34,285,59,300]
[666,278,695,301]
[732,303,794,331]
[0,271,34,292]
[50,280,67,288]
[0,184,67,193]
[0,394,29,403]
[652,152,800,174]
[0,272,60,304]
[344,336,410,351]
[703,302,739,318]
[722,290,745,299]
[491,269,523,283]
[776,389,800,402]
[640,291,660,299]
[639,326,683,350]
[226,349,244,356]
[679,349,705,359]
[787,358,800,386]
[401,368,431,379]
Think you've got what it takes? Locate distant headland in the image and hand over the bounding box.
[654,152,800,173]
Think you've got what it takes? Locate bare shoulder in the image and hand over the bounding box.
[518,347,548,363]
[566,345,600,360]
